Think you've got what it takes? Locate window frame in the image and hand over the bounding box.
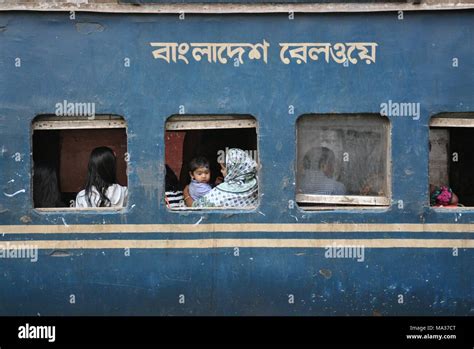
[164,114,259,212]
[295,113,392,210]
[429,113,474,210]
[31,115,129,212]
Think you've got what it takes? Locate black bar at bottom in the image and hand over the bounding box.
[0,316,472,347]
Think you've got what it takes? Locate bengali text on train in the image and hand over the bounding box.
[149,40,378,65]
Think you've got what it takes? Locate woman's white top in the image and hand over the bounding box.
[75,184,128,208]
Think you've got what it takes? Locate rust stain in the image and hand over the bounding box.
[19,215,32,224]
[50,250,71,257]
[135,162,160,203]
[319,269,332,279]
[75,22,105,34]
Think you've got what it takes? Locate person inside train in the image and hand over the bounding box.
[75,146,128,208]
[183,148,258,208]
[187,156,213,201]
[164,164,185,208]
[430,184,460,207]
[299,146,346,195]
[33,161,66,208]
[428,140,461,207]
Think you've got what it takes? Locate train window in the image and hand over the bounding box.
[165,115,258,210]
[296,114,390,209]
[429,114,474,207]
[32,115,128,210]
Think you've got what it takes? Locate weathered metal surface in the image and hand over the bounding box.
[1,0,474,13]
[0,10,473,315]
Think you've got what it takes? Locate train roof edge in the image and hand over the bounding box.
[0,0,473,13]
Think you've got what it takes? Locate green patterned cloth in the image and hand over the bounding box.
[193,148,258,208]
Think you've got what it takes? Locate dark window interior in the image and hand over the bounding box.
[429,126,474,206]
[165,128,257,190]
[450,128,474,205]
[33,128,128,208]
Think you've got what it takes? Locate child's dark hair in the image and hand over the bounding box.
[189,156,210,172]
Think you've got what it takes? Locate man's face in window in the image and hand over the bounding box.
[319,148,336,178]
[322,162,334,178]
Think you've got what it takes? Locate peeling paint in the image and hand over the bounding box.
[75,22,104,34]
[19,215,32,224]
[49,250,71,257]
[135,163,160,203]
[281,176,290,189]
[319,269,332,279]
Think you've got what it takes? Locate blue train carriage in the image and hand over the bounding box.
[0,0,473,316]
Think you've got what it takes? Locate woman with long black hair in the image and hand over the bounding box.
[33,162,65,208]
[75,146,128,208]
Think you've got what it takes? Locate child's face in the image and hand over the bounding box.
[190,167,210,183]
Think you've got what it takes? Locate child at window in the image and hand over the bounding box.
[187,156,213,201]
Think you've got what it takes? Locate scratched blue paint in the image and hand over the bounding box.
[0,11,473,315]
[0,249,472,315]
